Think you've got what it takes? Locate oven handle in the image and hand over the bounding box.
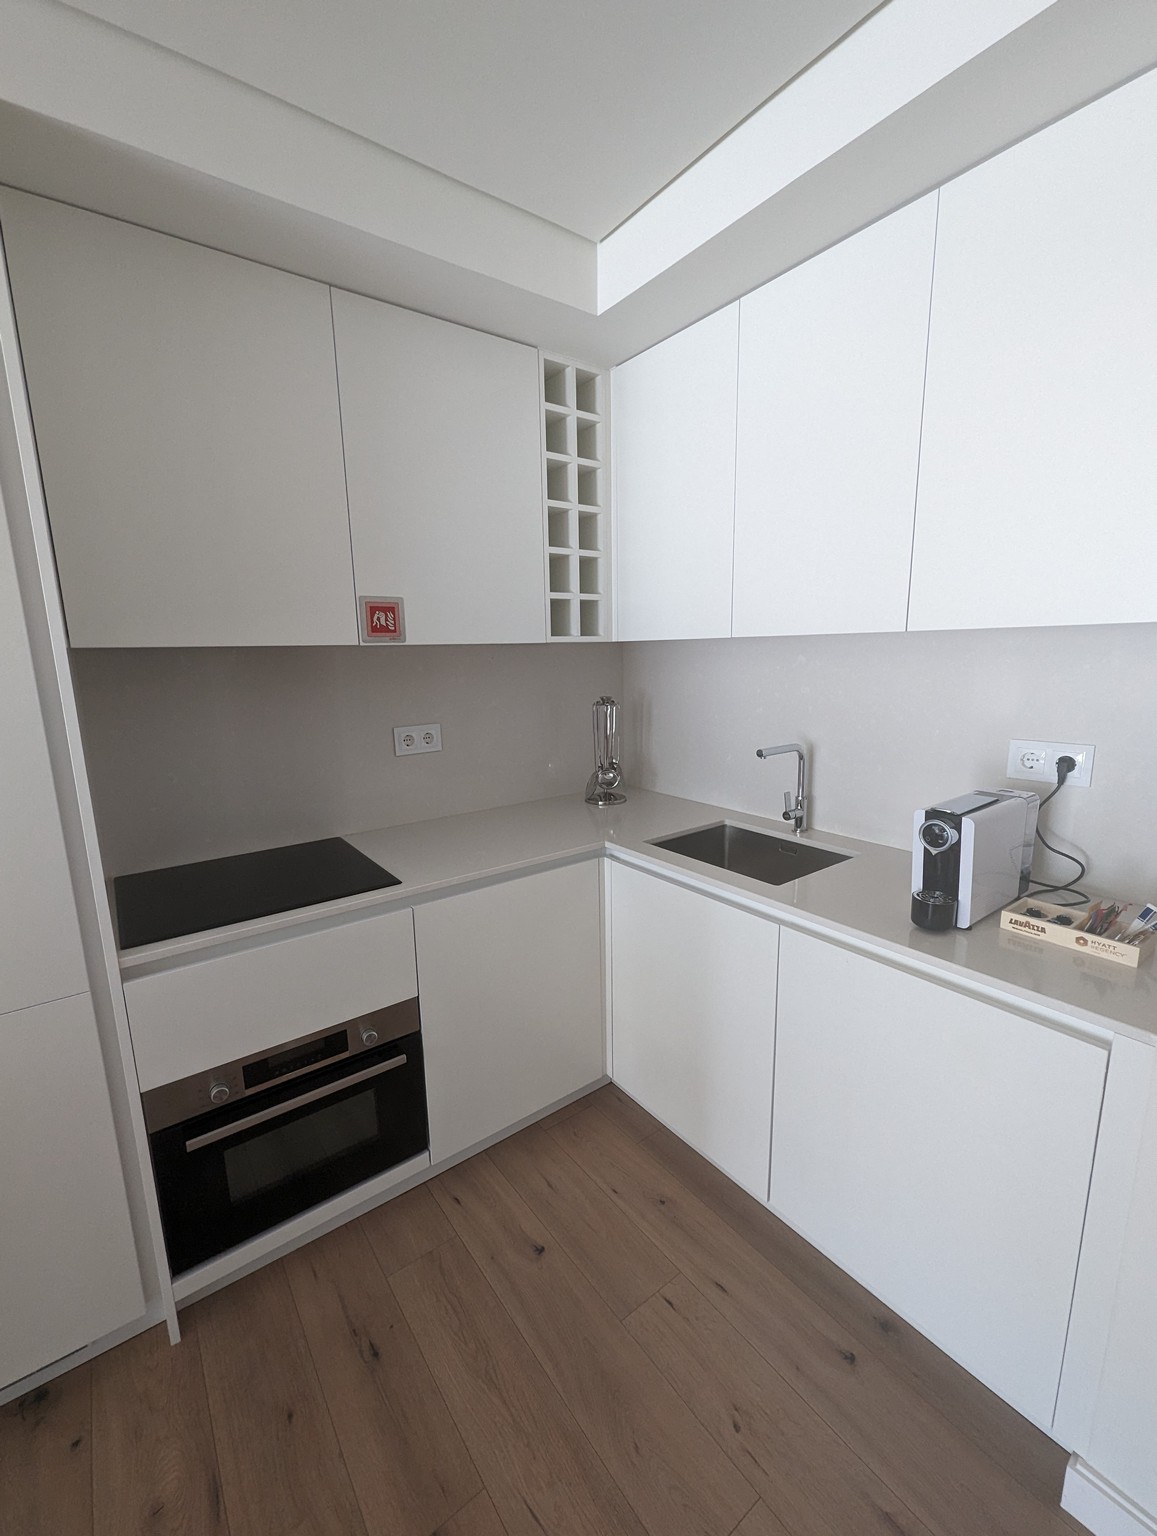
[184,1053,408,1153]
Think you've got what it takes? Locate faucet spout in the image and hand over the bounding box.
[755,742,808,835]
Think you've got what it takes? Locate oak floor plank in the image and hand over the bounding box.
[643,1119,1069,1508]
[192,1261,367,1536]
[626,1274,933,1536]
[0,1365,93,1536]
[552,1106,1076,1536]
[284,1219,481,1536]
[733,1503,795,1536]
[535,1093,598,1130]
[433,1152,757,1536]
[91,1323,226,1536]
[358,1183,455,1276]
[434,1490,509,1536]
[489,1120,678,1318]
[390,1237,649,1536]
[586,1081,660,1141]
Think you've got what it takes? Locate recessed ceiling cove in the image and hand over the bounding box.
[57,0,881,237]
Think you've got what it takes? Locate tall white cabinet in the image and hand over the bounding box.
[0,479,143,1390]
[0,190,357,647]
[613,305,739,641]
[332,290,547,645]
[733,195,936,637]
[910,67,1157,630]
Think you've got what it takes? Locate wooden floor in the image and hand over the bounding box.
[2,1084,1089,1536]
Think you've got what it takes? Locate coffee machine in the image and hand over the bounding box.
[911,789,1039,930]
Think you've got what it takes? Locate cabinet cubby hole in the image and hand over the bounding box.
[543,360,571,408]
[577,511,600,551]
[576,420,600,462]
[575,369,600,415]
[577,466,600,506]
[550,597,576,636]
[546,461,572,502]
[547,507,572,549]
[549,552,575,595]
[545,411,572,456]
[578,554,601,595]
[579,599,603,638]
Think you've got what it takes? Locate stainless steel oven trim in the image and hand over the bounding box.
[184,1052,408,1152]
[142,995,420,1133]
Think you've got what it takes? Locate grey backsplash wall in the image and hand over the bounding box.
[621,625,1155,899]
[73,643,622,873]
[74,624,1151,900]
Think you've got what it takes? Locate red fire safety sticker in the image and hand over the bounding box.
[360,597,406,643]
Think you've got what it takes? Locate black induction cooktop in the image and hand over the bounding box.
[114,837,401,950]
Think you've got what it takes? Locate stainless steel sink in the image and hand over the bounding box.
[649,822,850,886]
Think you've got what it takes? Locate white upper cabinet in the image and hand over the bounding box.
[613,304,739,641]
[332,290,546,645]
[0,191,357,647]
[910,69,1157,630]
[0,482,87,1015]
[733,195,936,637]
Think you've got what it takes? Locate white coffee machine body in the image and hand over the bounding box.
[912,789,1039,930]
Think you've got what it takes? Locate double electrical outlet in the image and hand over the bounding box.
[1007,739,1095,788]
[393,723,442,756]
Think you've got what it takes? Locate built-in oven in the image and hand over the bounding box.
[142,998,428,1276]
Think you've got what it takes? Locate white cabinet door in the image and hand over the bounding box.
[613,305,738,641]
[0,992,144,1389]
[0,477,87,1015]
[771,928,1107,1427]
[0,190,357,647]
[416,861,603,1162]
[124,906,418,1092]
[1082,1067,1157,1516]
[332,290,546,645]
[733,195,936,637]
[910,70,1157,630]
[609,862,778,1200]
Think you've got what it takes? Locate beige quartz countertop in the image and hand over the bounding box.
[118,789,1157,1046]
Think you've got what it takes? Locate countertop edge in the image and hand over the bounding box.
[114,791,1156,1047]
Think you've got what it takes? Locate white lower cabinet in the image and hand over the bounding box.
[771,927,1107,1427]
[0,993,144,1389]
[1076,1067,1157,1523]
[609,862,779,1200]
[415,861,604,1163]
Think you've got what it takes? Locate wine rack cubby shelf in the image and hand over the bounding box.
[541,356,609,640]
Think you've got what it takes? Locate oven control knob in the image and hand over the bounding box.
[359,1026,379,1047]
[208,1081,231,1105]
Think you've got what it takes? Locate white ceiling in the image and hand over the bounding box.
[56,0,881,239]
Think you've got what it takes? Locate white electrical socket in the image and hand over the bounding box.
[1006,739,1095,788]
[393,723,442,756]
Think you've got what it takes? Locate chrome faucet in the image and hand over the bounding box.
[756,742,808,835]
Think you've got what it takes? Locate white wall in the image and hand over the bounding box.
[73,644,621,874]
[622,625,1157,898]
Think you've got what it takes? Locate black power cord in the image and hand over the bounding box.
[1024,755,1090,906]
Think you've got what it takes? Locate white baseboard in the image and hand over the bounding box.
[1064,1457,1157,1536]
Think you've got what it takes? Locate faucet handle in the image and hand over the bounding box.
[783,791,795,817]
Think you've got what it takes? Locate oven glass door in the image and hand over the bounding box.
[150,1031,427,1275]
